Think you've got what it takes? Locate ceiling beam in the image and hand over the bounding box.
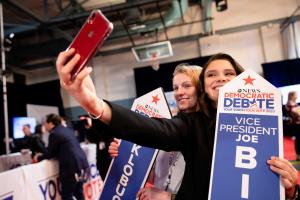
[43,0,49,20]
[177,0,185,23]
[5,0,45,24]
[4,0,168,37]
[156,1,169,40]
[116,10,135,46]
[280,5,300,32]
[54,0,63,11]
[216,15,300,35]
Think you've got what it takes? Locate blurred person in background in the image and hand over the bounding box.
[283,91,300,160]
[18,124,33,152]
[83,115,113,179]
[19,124,46,158]
[34,124,47,145]
[61,116,74,129]
[284,91,300,124]
[35,113,89,200]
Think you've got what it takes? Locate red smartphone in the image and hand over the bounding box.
[67,10,113,79]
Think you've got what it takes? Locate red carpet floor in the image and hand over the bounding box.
[283,136,300,184]
[284,136,297,160]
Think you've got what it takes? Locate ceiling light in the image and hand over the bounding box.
[215,0,228,12]
[9,33,14,39]
[128,23,146,31]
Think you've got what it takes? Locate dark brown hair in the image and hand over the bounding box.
[46,113,62,126]
[199,53,244,119]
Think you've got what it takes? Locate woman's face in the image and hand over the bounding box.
[173,73,198,113]
[204,59,237,105]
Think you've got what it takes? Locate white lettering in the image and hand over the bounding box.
[123,164,133,176]
[116,184,125,196]
[114,144,140,198]
[119,174,129,187]
[235,146,257,169]
[235,117,260,126]
[128,154,134,166]
[112,195,121,200]
[235,134,258,143]
[131,144,141,156]
[241,174,249,199]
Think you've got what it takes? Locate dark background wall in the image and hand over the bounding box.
[0,75,64,154]
[262,58,300,87]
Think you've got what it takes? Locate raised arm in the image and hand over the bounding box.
[56,48,112,124]
[56,49,187,151]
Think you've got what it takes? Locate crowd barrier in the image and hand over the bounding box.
[0,152,32,173]
[0,143,103,200]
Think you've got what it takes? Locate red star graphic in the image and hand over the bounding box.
[152,95,160,105]
[243,75,255,85]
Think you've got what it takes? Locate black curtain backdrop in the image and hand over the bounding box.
[134,56,210,97]
[262,58,300,87]
[0,79,64,154]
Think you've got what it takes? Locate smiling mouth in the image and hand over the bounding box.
[213,85,224,90]
[178,98,188,102]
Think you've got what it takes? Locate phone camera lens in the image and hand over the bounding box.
[88,13,96,24]
[91,13,96,20]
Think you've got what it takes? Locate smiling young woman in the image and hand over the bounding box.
[56,51,299,199]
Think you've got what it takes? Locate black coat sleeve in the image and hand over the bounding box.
[38,133,60,161]
[106,102,190,151]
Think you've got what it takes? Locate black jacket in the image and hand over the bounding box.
[19,134,46,156]
[107,102,215,200]
[38,125,89,179]
[282,104,300,137]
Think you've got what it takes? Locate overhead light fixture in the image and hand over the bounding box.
[128,23,146,31]
[215,0,228,12]
[9,33,15,39]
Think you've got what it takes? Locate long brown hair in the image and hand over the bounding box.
[199,53,244,119]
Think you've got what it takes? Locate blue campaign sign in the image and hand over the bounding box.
[211,113,279,199]
[209,69,284,200]
[2,194,13,200]
[100,88,172,200]
[100,140,157,199]
[3,196,13,200]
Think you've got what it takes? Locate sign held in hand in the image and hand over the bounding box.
[209,69,284,200]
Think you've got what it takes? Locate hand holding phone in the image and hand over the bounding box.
[67,10,113,79]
